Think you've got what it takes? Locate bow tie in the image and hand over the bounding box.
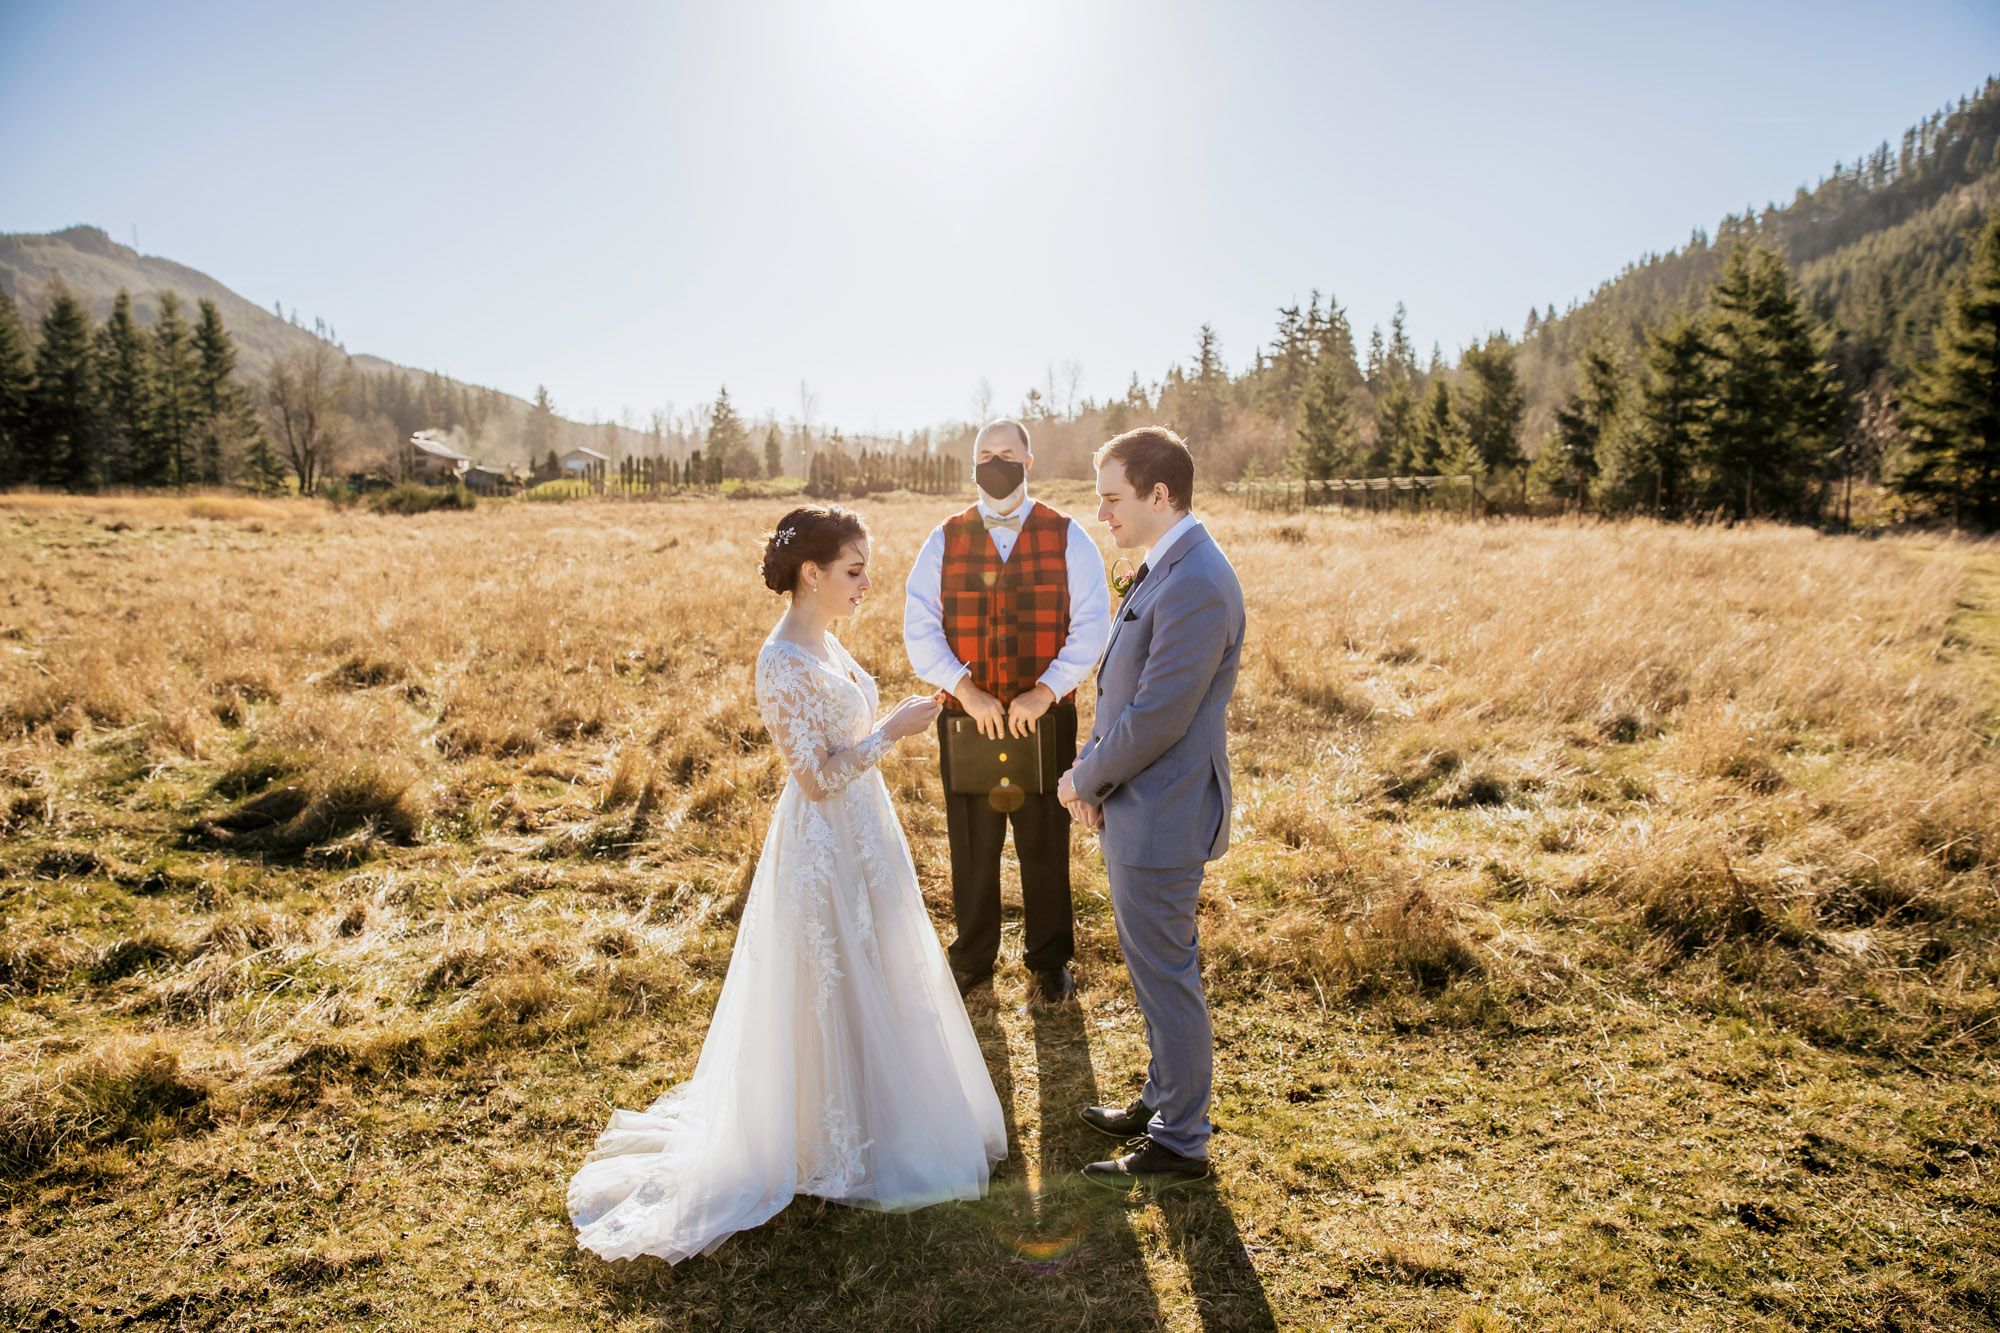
[981,511,1024,533]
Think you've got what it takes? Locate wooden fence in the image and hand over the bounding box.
[1223,475,1479,513]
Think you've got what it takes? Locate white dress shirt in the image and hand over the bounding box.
[1138,510,1202,575]
[904,494,1112,700]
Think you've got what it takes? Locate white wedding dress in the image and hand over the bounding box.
[567,631,1007,1263]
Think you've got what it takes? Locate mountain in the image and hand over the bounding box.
[0,225,425,386]
[0,224,658,469]
[1514,75,2000,436]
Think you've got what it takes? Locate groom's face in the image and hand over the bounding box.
[1095,460,1173,551]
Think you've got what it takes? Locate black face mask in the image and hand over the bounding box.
[975,457,1025,499]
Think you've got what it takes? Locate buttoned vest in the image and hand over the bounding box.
[939,502,1074,711]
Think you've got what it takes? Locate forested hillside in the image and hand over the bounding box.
[1517,75,2000,415]
[1094,76,2000,524]
[0,227,655,477]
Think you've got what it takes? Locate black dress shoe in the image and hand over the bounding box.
[1082,1137,1211,1192]
[952,968,991,998]
[1080,1095,1154,1138]
[1029,964,1076,1004]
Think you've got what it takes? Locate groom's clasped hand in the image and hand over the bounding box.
[567,419,1243,1265]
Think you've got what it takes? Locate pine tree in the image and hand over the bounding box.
[1290,349,1361,479]
[194,298,260,486]
[707,387,756,480]
[1184,324,1228,447]
[0,285,29,487]
[1374,372,1420,473]
[1549,336,1622,509]
[241,424,288,495]
[1701,245,1837,518]
[1386,304,1418,381]
[1414,378,1468,475]
[524,385,557,470]
[25,283,99,490]
[1258,302,1312,422]
[1460,332,1526,478]
[94,289,156,486]
[1896,208,2000,524]
[150,292,201,486]
[764,423,784,479]
[1607,315,1711,517]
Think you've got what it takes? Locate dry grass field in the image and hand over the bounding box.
[2,483,1998,1332]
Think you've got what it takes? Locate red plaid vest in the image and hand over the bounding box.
[939,501,1074,710]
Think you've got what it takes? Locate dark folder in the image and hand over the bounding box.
[940,714,1062,799]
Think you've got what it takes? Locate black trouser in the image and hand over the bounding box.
[938,701,1077,977]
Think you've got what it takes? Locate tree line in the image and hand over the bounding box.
[0,281,282,491]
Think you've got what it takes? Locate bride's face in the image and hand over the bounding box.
[805,538,872,618]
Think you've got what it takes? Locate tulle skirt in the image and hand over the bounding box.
[567,773,1006,1263]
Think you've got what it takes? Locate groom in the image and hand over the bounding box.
[1058,427,1245,1190]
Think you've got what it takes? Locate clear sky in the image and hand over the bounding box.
[3,1,1996,433]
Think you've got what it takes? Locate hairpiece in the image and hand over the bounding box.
[772,527,795,547]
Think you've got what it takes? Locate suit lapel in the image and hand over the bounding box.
[1101,523,1210,668]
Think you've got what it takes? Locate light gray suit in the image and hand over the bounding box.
[1071,518,1244,1158]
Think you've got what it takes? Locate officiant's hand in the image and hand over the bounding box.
[883,694,943,741]
[956,680,1008,740]
[1007,683,1055,737]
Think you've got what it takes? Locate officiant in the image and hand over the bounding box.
[904,419,1111,1004]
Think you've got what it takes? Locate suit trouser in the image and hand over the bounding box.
[938,704,1076,977]
[1106,857,1213,1159]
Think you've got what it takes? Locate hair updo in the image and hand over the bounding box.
[760,504,869,594]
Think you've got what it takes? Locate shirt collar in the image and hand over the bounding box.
[976,493,1036,524]
[1143,511,1201,569]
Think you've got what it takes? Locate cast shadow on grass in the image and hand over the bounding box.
[573,997,1183,1330]
[1032,1001,1277,1333]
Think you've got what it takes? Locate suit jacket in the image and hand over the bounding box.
[1071,521,1245,869]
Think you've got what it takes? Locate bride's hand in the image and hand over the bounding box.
[882,694,943,741]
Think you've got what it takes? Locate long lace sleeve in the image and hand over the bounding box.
[756,646,894,802]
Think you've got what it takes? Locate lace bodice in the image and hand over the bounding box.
[755,634,893,802]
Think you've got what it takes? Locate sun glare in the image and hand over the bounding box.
[816,0,1068,137]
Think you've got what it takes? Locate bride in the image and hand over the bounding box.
[568,504,1008,1263]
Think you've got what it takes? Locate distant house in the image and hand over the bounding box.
[462,463,523,496]
[408,430,470,484]
[561,446,610,476]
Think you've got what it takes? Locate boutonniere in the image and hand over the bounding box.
[1109,557,1138,599]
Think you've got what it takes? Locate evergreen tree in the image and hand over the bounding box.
[94,289,156,485]
[1258,302,1312,421]
[25,283,99,490]
[1414,378,1468,475]
[764,423,784,479]
[1184,324,1228,447]
[0,285,29,488]
[150,292,201,486]
[1895,208,2000,524]
[524,385,557,469]
[241,423,288,495]
[1605,315,1711,516]
[1290,348,1361,479]
[1701,245,1838,518]
[1385,303,1418,381]
[1374,372,1420,474]
[1549,336,1622,509]
[194,297,260,486]
[1459,332,1526,479]
[707,386,757,479]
